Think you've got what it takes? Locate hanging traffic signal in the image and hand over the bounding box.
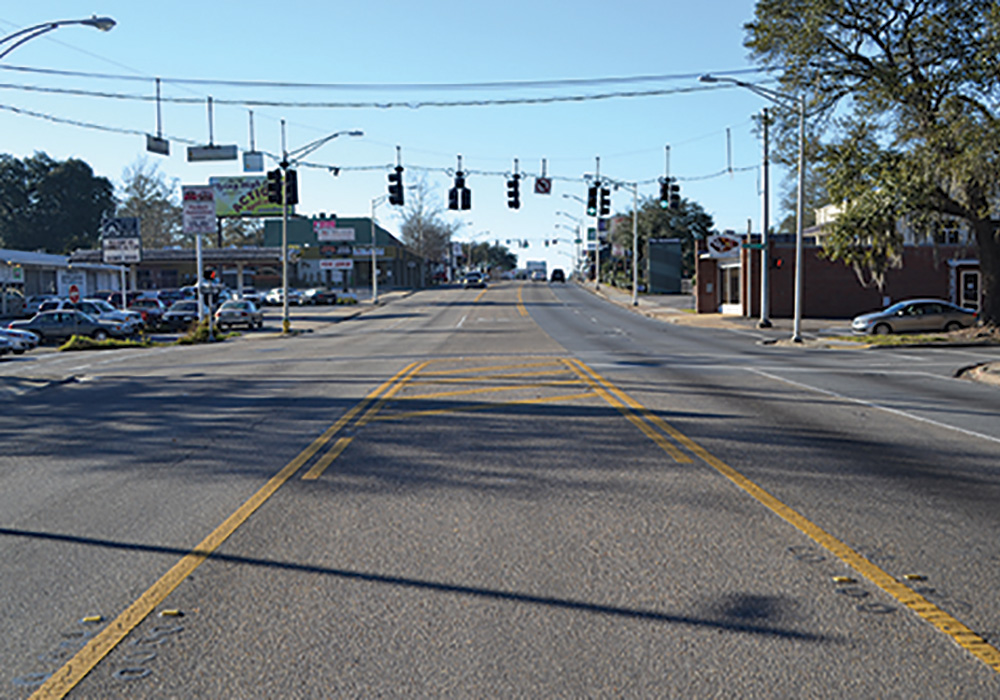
[285,169,298,206]
[659,178,671,209]
[387,166,404,206]
[449,171,471,211]
[599,186,611,217]
[266,168,282,204]
[586,184,598,216]
[669,180,681,210]
[506,175,521,209]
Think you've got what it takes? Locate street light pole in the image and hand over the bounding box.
[275,125,363,333]
[370,194,388,305]
[759,107,772,328]
[0,16,115,60]
[700,74,805,341]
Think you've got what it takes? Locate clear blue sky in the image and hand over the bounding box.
[0,1,783,274]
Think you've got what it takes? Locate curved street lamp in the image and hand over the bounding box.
[0,16,116,60]
[700,74,806,342]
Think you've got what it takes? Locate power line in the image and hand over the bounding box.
[0,63,766,91]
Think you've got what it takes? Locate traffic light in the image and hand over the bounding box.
[506,175,520,209]
[599,186,611,217]
[387,166,404,206]
[285,169,298,206]
[449,171,471,211]
[586,184,598,216]
[659,177,681,210]
[659,178,670,209]
[266,168,282,204]
[669,180,680,210]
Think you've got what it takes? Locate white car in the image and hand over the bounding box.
[0,327,40,353]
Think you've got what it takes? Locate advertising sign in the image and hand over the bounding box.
[57,269,87,298]
[182,185,217,234]
[314,220,356,242]
[100,217,142,264]
[319,259,354,270]
[705,233,742,258]
[210,176,284,218]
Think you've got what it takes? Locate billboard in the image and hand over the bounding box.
[182,185,216,234]
[210,176,284,218]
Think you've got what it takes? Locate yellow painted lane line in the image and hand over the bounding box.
[419,360,565,377]
[404,379,585,402]
[571,358,1000,674]
[31,362,422,699]
[352,361,430,429]
[517,284,528,316]
[563,359,690,464]
[411,370,575,385]
[473,287,488,303]
[374,392,595,422]
[301,437,355,481]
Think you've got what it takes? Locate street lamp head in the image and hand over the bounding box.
[699,74,719,84]
[82,16,116,31]
[347,130,364,137]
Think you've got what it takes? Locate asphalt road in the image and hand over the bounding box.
[3,282,1000,698]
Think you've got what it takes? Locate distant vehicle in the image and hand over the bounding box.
[525,260,547,281]
[8,310,129,343]
[463,271,487,289]
[163,300,201,331]
[530,270,546,282]
[233,289,264,306]
[851,299,978,335]
[265,287,301,305]
[38,298,143,334]
[550,269,566,283]
[214,300,264,330]
[2,290,27,318]
[0,334,12,358]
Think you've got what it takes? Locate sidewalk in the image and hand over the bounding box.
[587,283,850,337]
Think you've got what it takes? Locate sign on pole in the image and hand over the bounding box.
[183,185,217,235]
[100,217,142,264]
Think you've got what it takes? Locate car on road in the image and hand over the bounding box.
[232,289,265,306]
[550,269,566,283]
[7,310,130,343]
[0,327,40,353]
[463,271,487,289]
[299,287,339,305]
[265,287,301,306]
[530,269,547,282]
[163,300,202,331]
[851,299,978,335]
[214,299,264,330]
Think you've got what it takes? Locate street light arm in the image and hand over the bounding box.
[700,74,798,110]
[1,16,115,60]
[287,129,363,162]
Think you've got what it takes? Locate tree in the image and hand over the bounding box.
[466,241,516,271]
[398,176,461,263]
[206,217,265,248]
[608,196,714,286]
[0,153,115,253]
[745,1,1000,325]
[117,157,182,249]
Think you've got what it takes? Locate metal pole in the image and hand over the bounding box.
[759,108,772,328]
[371,198,379,305]
[195,231,204,320]
[280,120,290,334]
[791,95,805,342]
[594,157,601,290]
[631,182,639,306]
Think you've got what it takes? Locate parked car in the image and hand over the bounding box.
[299,287,336,305]
[8,310,129,343]
[24,294,60,316]
[550,268,566,283]
[129,297,168,330]
[37,298,143,334]
[851,299,978,335]
[463,271,487,289]
[163,300,202,331]
[232,289,265,306]
[0,334,12,358]
[265,287,301,305]
[214,300,264,330]
[2,290,27,318]
[0,327,40,353]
